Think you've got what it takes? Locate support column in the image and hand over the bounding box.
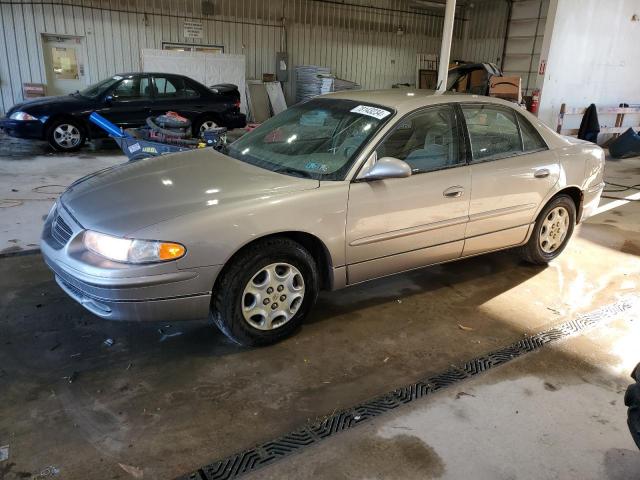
[436,0,457,93]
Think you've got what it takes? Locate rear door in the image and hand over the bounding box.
[97,75,153,127]
[460,103,558,255]
[149,75,203,119]
[346,104,471,284]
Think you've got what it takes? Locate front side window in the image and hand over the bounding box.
[375,105,461,173]
[462,104,523,162]
[111,76,151,101]
[226,99,393,180]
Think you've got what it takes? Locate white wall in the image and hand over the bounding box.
[537,0,640,128]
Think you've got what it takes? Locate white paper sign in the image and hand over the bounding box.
[183,20,203,39]
[350,105,391,119]
[128,143,141,153]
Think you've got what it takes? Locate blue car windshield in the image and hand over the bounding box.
[226,98,393,180]
[79,76,122,98]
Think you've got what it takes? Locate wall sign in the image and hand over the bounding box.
[183,20,203,39]
[538,59,546,75]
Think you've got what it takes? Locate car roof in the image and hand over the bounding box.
[322,89,522,114]
[114,72,188,78]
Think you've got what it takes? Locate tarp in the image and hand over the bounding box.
[609,128,640,159]
[141,49,247,114]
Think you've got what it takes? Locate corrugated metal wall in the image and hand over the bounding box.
[459,0,510,66]
[502,0,548,96]
[0,0,509,114]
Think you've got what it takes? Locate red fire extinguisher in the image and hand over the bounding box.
[529,89,540,115]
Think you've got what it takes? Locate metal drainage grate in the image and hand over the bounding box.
[177,296,638,480]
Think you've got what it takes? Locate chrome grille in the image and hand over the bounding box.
[50,210,73,248]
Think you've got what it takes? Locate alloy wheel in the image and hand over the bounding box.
[241,262,305,330]
[199,120,218,134]
[539,206,570,253]
[53,124,81,149]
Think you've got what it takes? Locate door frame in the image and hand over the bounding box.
[40,33,90,95]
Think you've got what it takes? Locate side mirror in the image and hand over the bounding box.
[104,95,114,105]
[359,157,412,181]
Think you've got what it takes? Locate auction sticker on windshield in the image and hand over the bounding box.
[350,105,391,119]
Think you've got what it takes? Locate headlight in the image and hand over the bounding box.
[9,111,38,121]
[83,230,186,263]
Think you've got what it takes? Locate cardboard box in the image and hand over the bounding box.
[489,75,521,102]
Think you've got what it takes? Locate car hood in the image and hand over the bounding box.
[61,148,319,237]
[8,94,88,116]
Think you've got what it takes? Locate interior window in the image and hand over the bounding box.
[518,114,548,152]
[154,77,199,99]
[111,77,151,100]
[462,105,522,162]
[375,105,461,173]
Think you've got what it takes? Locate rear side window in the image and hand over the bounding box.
[461,105,522,162]
[155,76,199,99]
[518,114,548,152]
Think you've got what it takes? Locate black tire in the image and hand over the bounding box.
[211,238,319,347]
[519,194,576,265]
[626,363,640,449]
[46,119,86,152]
[146,116,189,138]
[193,117,220,138]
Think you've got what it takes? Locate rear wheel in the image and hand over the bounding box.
[519,194,576,265]
[210,238,319,347]
[193,117,219,137]
[46,119,86,152]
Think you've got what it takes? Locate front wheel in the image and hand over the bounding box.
[519,194,576,265]
[46,119,86,152]
[211,238,319,347]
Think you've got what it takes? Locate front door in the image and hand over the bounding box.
[346,105,471,284]
[42,35,87,95]
[460,104,558,255]
[97,75,153,128]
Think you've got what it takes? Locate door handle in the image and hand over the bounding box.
[443,186,464,198]
[534,168,550,178]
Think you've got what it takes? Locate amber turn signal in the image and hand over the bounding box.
[159,242,186,260]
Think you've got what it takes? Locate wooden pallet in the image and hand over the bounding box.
[556,103,640,137]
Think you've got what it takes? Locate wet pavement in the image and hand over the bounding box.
[0,157,639,479]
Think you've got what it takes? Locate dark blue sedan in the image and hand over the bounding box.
[0,72,246,152]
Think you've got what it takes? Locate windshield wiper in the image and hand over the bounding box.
[274,167,313,179]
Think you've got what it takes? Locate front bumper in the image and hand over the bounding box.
[0,118,45,140]
[41,205,221,322]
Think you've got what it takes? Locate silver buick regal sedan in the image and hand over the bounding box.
[41,91,605,346]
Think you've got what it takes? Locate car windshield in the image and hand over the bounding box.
[78,76,123,98]
[226,98,393,180]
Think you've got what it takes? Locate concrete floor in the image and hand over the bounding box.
[0,147,639,479]
[0,130,246,254]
